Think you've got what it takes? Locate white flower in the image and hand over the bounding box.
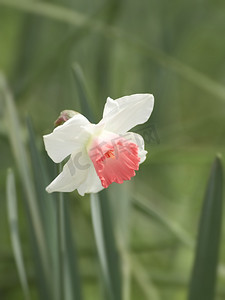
[43,94,154,196]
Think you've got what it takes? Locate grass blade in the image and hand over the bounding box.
[56,190,64,300]
[72,64,95,122]
[108,184,132,300]
[26,116,57,241]
[0,0,87,26]
[188,155,223,300]
[29,116,62,300]
[132,259,160,300]
[26,117,57,255]
[132,195,194,248]
[27,119,82,300]
[0,73,52,298]
[6,169,31,300]
[60,197,83,300]
[109,185,160,300]
[90,191,122,300]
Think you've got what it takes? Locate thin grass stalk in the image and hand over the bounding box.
[6,169,31,300]
[132,259,160,300]
[55,164,64,300]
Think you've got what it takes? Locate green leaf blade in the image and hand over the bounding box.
[6,169,31,300]
[62,198,83,300]
[72,63,95,122]
[188,155,223,300]
[0,73,53,299]
[91,191,122,300]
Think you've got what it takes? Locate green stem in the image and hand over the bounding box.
[56,164,64,300]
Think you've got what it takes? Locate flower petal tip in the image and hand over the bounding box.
[46,187,51,193]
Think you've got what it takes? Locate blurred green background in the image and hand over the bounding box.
[0,0,225,299]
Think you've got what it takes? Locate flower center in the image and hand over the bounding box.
[104,150,115,159]
[89,135,140,188]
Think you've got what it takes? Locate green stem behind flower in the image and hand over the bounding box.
[56,181,65,300]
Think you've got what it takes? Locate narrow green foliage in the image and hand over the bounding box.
[26,117,51,202]
[72,64,95,122]
[188,155,223,300]
[6,169,31,300]
[27,117,57,245]
[1,1,225,101]
[27,116,61,300]
[108,184,131,300]
[56,190,64,300]
[132,259,160,300]
[10,2,115,97]
[27,119,82,300]
[59,197,83,300]
[91,191,122,300]
[0,0,87,26]
[132,195,194,248]
[64,200,83,300]
[0,74,52,298]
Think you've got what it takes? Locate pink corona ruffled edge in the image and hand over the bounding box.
[89,136,140,188]
[43,94,154,196]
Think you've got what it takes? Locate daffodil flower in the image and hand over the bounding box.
[43,94,154,196]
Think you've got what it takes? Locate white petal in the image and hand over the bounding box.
[46,150,91,193]
[102,97,117,118]
[77,164,104,196]
[122,132,147,163]
[43,113,90,163]
[101,94,154,134]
